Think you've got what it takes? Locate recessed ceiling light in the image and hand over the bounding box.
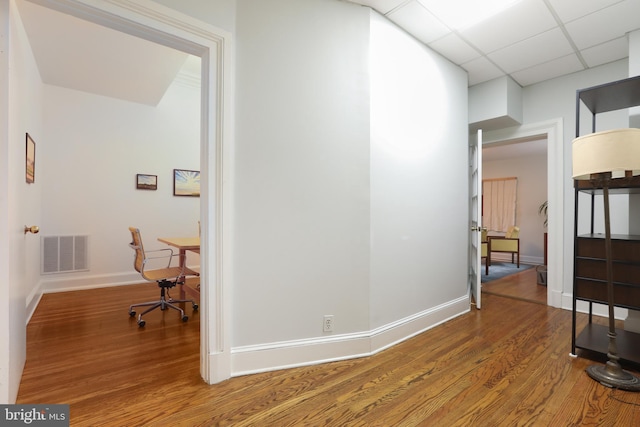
[419,0,522,30]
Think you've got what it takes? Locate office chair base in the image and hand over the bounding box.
[129,295,197,328]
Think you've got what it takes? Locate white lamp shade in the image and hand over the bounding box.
[572,128,640,180]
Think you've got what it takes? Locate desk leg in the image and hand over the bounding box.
[179,248,187,300]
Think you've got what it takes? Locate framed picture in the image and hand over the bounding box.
[26,133,35,184]
[173,169,200,197]
[136,174,157,190]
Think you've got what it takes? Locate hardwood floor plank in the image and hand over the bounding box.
[17,283,640,426]
[481,266,547,304]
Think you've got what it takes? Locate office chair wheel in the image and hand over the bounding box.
[138,319,146,328]
[129,311,136,317]
[193,304,198,311]
[182,315,189,322]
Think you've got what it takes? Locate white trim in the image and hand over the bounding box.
[27,274,142,323]
[231,296,469,377]
[483,118,564,308]
[27,0,233,384]
[0,0,11,404]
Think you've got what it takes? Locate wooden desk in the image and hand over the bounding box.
[157,236,200,299]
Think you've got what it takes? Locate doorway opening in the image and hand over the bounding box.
[482,119,565,308]
[482,137,547,304]
[22,0,232,384]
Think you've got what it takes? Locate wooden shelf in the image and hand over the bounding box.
[572,75,640,365]
[575,324,640,366]
[577,75,640,115]
[574,175,640,194]
[574,236,640,310]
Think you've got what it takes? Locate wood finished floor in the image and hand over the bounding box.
[481,264,547,305]
[17,277,640,426]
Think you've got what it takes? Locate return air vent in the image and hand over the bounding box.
[41,235,89,274]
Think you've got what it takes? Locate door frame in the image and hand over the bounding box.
[27,0,234,383]
[483,118,564,308]
[1,0,11,403]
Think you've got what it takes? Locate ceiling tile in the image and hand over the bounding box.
[428,33,480,65]
[487,28,573,73]
[461,56,504,86]
[347,0,409,15]
[547,0,623,23]
[387,1,451,44]
[580,36,629,68]
[459,0,557,53]
[565,0,640,49]
[417,0,525,29]
[360,0,639,87]
[510,54,584,86]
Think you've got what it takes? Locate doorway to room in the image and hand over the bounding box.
[20,0,231,384]
[482,137,547,304]
[480,119,564,309]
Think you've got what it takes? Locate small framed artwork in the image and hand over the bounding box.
[136,174,157,190]
[26,133,35,184]
[173,169,200,197]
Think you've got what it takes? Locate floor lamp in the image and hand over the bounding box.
[573,128,640,391]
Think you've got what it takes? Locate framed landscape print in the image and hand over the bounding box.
[136,174,158,190]
[173,169,200,197]
[26,133,35,184]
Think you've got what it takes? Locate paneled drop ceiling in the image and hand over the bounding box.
[348,0,640,87]
[16,0,640,107]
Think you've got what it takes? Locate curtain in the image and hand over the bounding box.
[483,177,517,233]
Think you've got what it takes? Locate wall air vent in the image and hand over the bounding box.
[41,235,89,274]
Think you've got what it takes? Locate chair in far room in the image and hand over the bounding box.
[481,229,489,275]
[488,226,520,268]
[128,226,199,327]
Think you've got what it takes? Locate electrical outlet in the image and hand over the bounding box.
[323,315,334,332]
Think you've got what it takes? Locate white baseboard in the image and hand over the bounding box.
[28,276,471,381]
[561,292,628,320]
[26,284,44,325]
[230,295,470,377]
[26,272,144,324]
[36,266,200,295]
[40,272,142,293]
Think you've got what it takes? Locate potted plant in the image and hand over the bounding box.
[538,201,548,228]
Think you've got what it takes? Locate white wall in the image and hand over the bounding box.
[234,0,372,345]
[38,76,201,295]
[232,0,469,369]
[369,12,469,328]
[151,0,235,34]
[469,76,522,130]
[522,59,630,300]
[629,31,640,235]
[631,30,640,130]
[483,144,547,264]
[2,0,44,404]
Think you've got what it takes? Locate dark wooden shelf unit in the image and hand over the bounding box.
[576,74,640,135]
[571,75,640,366]
[574,174,640,194]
